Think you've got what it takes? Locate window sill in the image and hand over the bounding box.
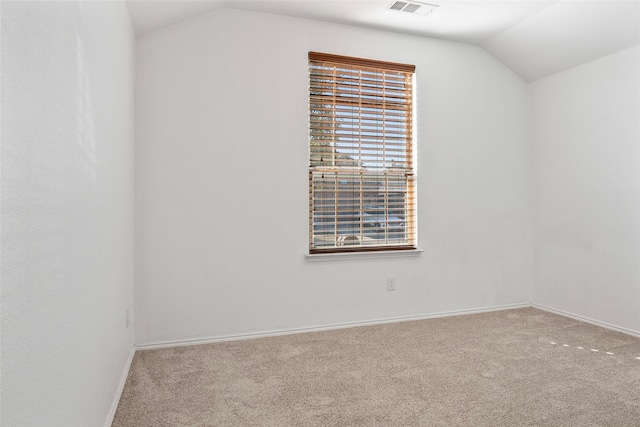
[305,248,424,262]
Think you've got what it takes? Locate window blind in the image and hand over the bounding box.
[309,52,416,253]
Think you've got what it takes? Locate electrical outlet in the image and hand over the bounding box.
[387,277,396,291]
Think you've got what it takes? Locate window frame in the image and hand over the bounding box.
[308,52,417,254]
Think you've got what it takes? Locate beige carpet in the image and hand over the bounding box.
[113,308,640,426]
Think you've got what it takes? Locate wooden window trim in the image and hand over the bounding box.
[309,52,416,74]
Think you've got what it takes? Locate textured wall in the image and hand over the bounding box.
[531,45,640,334]
[134,8,533,346]
[1,1,136,425]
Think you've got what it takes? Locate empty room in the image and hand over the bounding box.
[1,0,639,425]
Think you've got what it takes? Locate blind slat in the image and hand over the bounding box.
[309,52,416,253]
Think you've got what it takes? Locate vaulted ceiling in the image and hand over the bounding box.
[126,0,640,82]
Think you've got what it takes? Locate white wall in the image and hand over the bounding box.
[1,1,136,425]
[531,45,640,334]
[135,8,532,345]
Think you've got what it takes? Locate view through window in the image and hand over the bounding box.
[308,52,416,253]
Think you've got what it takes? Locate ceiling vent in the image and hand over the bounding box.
[387,1,439,16]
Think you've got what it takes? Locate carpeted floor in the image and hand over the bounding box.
[112,308,640,426]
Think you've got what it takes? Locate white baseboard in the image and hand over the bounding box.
[532,303,640,339]
[136,302,531,351]
[104,345,136,427]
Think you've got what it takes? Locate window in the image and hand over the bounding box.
[308,52,416,254]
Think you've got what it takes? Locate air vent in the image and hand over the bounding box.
[387,1,438,16]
